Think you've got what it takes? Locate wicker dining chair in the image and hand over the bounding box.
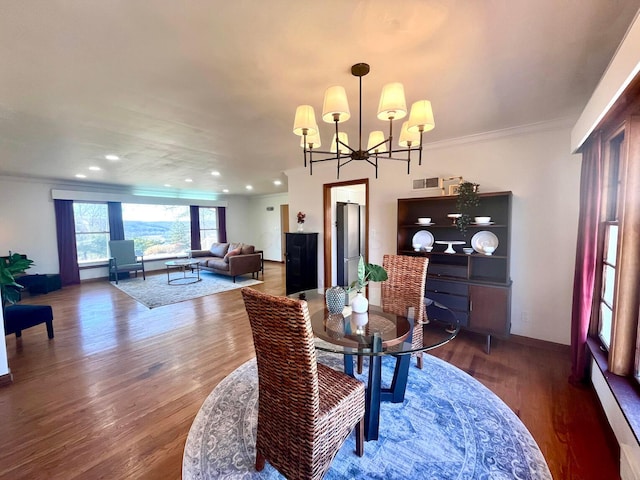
[381,254,429,369]
[241,287,365,479]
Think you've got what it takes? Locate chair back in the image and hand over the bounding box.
[108,240,138,265]
[241,288,319,447]
[381,254,428,324]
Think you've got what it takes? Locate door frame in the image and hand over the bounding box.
[323,178,369,288]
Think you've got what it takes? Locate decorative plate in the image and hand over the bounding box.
[471,231,499,254]
[412,230,434,248]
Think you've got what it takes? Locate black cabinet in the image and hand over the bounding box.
[397,191,512,352]
[285,233,318,295]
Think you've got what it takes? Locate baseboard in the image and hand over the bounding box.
[507,334,571,353]
[0,372,14,387]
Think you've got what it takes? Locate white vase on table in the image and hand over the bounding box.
[351,292,369,313]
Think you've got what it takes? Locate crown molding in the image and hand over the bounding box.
[423,116,576,151]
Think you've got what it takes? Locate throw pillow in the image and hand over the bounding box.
[241,244,255,254]
[224,247,242,263]
[210,242,230,257]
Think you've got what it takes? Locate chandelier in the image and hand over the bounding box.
[292,63,435,179]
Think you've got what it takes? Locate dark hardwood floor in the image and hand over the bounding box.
[0,262,619,479]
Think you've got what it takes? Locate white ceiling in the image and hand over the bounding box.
[0,1,638,196]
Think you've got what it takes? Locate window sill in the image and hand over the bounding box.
[587,337,640,445]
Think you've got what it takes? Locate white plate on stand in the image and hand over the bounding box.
[471,231,499,255]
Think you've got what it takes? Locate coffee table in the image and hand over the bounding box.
[165,259,201,285]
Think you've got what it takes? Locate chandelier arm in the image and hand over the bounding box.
[365,138,388,154]
[388,118,394,158]
[309,155,343,163]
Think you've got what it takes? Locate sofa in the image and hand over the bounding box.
[190,242,262,282]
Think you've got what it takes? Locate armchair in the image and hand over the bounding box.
[108,240,145,285]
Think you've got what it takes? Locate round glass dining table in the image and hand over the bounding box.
[290,289,460,441]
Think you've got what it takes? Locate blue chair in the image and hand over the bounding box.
[4,304,54,339]
[108,240,145,284]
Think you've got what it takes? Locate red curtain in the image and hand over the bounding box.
[569,132,603,384]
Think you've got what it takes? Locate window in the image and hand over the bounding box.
[73,203,110,263]
[199,207,218,248]
[597,132,623,350]
[122,204,190,259]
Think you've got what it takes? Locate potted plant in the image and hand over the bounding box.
[0,252,34,313]
[349,256,388,313]
[455,181,480,235]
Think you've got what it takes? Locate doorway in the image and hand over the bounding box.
[322,179,369,288]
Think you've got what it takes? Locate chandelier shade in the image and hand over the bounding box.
[292,105,318,136]
[399,121,421,147]
[322,86,351,123]
[293,62,434,178]
[330,132,349,154]
[408,100,435,133]
[367,130,387,153]
[377,82,407,121]
[300,131,321,149]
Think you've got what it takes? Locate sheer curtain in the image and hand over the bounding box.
[569,133,602,384]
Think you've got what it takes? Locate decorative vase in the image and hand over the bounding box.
[297,223,304,232]
[325,286,346,314]
[351,292,369,313]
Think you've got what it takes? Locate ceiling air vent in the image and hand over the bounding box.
[413,177,440,190]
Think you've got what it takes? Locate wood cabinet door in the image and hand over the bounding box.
[469,284,510,336]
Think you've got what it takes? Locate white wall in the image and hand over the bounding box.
[286,119,581,345]
[246,193,289,261]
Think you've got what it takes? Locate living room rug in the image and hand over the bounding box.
[183,352,552,479]
[110,272,262,308]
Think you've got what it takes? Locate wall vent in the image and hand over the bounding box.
[413,177,441,190]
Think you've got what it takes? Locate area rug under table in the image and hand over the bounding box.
[183,351,552,479]
[110,272,262,308]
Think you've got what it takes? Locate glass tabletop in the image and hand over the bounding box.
[290,289,459,356]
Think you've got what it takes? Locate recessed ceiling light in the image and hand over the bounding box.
[185,178,193,182]
[274,180,282,186]
[75,174,87,178]
[164,184,171,187]
[89,166,101,171]
[105,154,120,161]
[211,171,221,176]
[222,189,229,193]
[246,185,253,190]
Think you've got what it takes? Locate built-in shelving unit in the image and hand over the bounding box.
[397,191,512,352]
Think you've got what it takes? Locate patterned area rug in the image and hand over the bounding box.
[183,352,552,479]
[110,271,262,308]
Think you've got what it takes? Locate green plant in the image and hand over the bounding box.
[455,181,480,235]
[349,255,388,292]
[0,252,34,308]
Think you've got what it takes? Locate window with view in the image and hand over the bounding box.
[122,204,191,259]
[73,202,110,263]
[199,207,218,248]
